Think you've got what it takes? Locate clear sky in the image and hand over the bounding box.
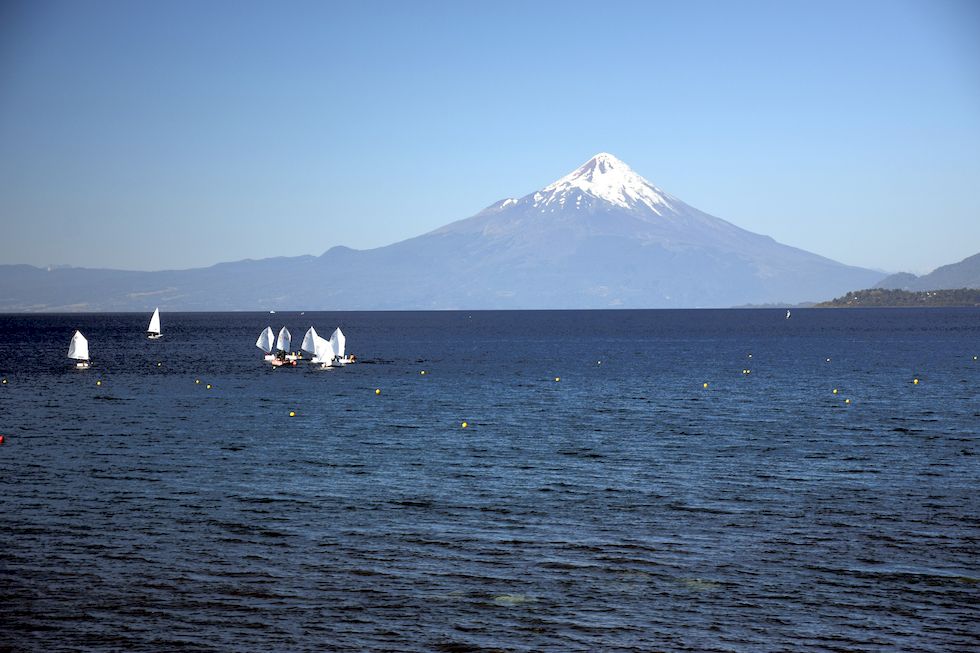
[1,0,978,274]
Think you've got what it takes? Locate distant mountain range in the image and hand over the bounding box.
[1,153,886,311]
[873,253,980,291]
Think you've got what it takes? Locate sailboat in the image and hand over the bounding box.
[68,330,90,369]
[147,307,162,339]
[302,326,336,369]
[256,326,276,361]
[270,326,298,366]
[301,326,319,358]
[329,327,355,365]
[786,310,792,319]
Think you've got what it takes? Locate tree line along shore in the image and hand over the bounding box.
[816,288,980,308]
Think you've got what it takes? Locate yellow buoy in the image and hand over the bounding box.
[461,421,468,428]
[157,362,161,367]
[195,379,200,384]
[420,370,426,375]
[597,360,602,365]
[832,388,838,395]
[96,380,102,386]
[554,377,560,382]
[845,398,851,404]
[748,353,752,358]
[703,382,709,389]
[826,358,831,362]
[913,378,919,385]
[289,411,296,417]
[206,384,212,389]
[1,378,6,384]
[375,388,381,395]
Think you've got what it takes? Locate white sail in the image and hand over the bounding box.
[276,326,291,352]
[301,327,319,355]
[255,326,275,354]
[313,334,335,363]
[147,308,161,335]
[68,330,89,361]
[330,327,346,359]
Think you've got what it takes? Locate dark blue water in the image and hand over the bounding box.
[1,309,977,652]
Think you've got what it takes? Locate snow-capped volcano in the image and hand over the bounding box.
[419,152,883,307]
[531,152,677,214]
[0,153,885,310]
[434,152,755,250]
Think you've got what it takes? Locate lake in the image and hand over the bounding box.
[1,308,977,651]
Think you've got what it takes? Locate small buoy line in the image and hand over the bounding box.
[34,324,953,444]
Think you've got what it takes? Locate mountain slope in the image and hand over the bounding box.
[0,153,883,311]
[874,253,980,291]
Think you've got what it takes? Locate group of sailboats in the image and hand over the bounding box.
[255,324,353,369]
[301,326,353,369]
[67,307,162,369]
[255,326,301,367]
[68,310,356,372]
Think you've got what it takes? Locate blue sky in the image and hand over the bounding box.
[1,0,977,274]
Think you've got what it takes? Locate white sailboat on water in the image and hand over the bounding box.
[302,326,336,369]
[786,310,792,319]
[147,307,162,339]
[68,330,90,369]
[270,326,298,367]
[329,327,347,365]
[329,327,355,365]
[256,326,276,361]
[301,326,318,358]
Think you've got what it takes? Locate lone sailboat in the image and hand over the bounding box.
[68,330,90,369]
[256,326,276,361]
[786,310,792,319]
[147,308,162,339]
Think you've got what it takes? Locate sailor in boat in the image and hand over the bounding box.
[272,349,297,367]
[269,326,298,366]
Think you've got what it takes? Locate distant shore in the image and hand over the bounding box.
[815,288,980,308]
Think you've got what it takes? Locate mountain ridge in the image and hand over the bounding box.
[0,153,884,311]
[874,253,980,291]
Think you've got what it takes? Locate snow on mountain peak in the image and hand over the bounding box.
[534,153,675,214]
